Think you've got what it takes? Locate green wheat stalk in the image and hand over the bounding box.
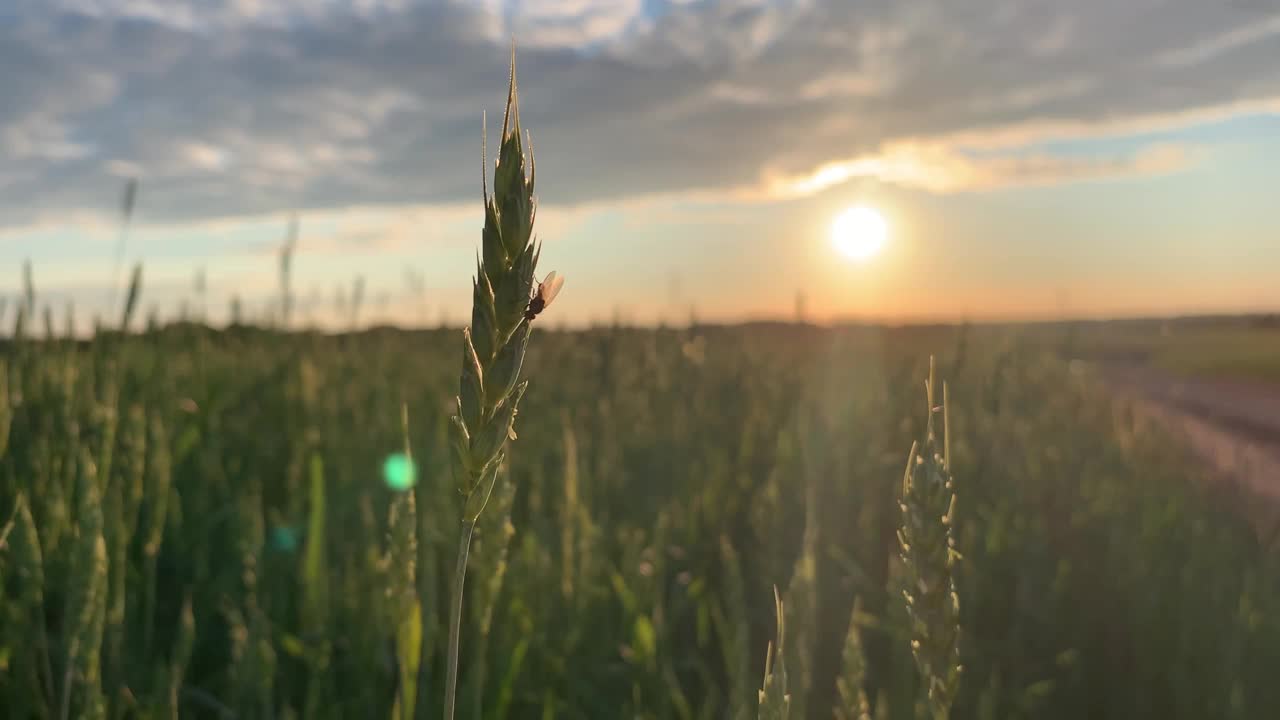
[301,453,331,719]
[108,178,138,320]
[228,479,275,717]
[61,450,109,720]
[23,258,35,318]
[350,275,365,330]
[758,586,792,720]
[0,357,11,459]
[898,357,962,720]
[835,597,872,720]
[442,48,542,720]
[102,449,128,711]
[560,410,579,599]
[280,213,299,329]
[15,259,33,341]
[141,414,171,661]
[783,413,820,718]
[467,462,517,720]
[386,402,420,720]
[120,263,143,333]
[119,405,147,547]
[8,493,56,712]
[713,535,752,720]
[163,594,196,719]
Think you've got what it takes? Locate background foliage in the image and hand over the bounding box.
[2,316,1279,719]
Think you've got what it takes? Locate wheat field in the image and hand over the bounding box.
[2,315,1278,719]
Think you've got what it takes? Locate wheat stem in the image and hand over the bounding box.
[443,519,475,720]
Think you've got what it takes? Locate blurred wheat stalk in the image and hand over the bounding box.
[757,586,792,720]
[443,48,542,720]
[899,357,962,719]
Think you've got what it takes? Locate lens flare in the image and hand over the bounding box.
[383,452,418,491]
[270,525,299,552]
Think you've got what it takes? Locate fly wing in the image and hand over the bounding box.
[540,271,565,306]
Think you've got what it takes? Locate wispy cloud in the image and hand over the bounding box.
[770,142,1194,196]
[1155,12,1280,68]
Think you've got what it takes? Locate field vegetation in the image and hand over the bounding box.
[3,317,1278,718]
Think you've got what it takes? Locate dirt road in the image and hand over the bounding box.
[1102,365,1280,504]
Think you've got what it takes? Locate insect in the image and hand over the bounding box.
[525,271,564,322]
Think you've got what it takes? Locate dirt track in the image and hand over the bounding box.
[1103,366,1280,504]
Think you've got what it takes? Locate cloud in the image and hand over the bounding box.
[0,0,1276,228]
[0,196,596,276]
[769,142,1193,196]
[498,0,647,47]
[1155,13,1280,68]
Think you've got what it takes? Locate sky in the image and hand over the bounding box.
[1,0,1278,329]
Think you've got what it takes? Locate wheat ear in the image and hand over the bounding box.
[443,46,541,720]
[898,357,962,719]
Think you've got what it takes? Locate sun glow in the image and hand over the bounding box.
[831,206,888,261]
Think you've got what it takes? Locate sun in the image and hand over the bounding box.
[831,206,888,261]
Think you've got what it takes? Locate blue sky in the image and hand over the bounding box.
[1,0,1278,328]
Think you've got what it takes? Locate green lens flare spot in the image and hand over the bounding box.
[383,453,418,491]
[270,526,299,552]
